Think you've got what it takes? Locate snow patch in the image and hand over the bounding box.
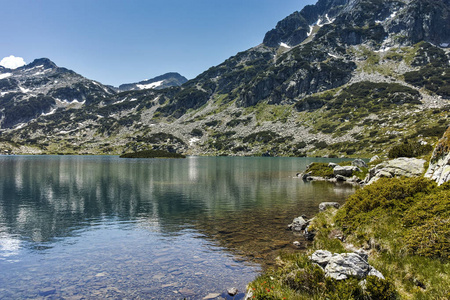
[14,123,26,130]
[41,108,57,116]
[440,43,449,48]
[374,46,392,53]
[130,98,137,102]
[280,42,291,49]
[325,14,335,24]
[0,73,12,80]
[19,86,31,93]
[137,80,164,90]
[307,25,314,37]
[328,53,338,58]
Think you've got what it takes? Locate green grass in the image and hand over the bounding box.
[247,177,450,299]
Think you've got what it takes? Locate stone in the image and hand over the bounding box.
[310,250,333,267]
[333,166,360,177]
[288,216,310,232]
[179,288,195,296]
[227,287,238,296]
[39,288,56,297]
[203,292,221,299]
[329,162,338,168]
[370,155,380,163]
[352,159,368,168]
[293,241,301,248]
[336,174,347,181]
[319,202,340,211]
[366,158,426,185]
[324,253,370,280]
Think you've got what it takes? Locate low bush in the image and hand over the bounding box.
[388,140,433,159]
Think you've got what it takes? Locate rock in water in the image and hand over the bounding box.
[227,287,238,296]
[288,216,310,231]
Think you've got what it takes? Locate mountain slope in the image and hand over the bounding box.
[2,0,450,157]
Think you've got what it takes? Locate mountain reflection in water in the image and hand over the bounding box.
[0,155,355,299]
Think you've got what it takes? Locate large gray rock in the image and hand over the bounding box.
[333,166,360,177]
[310,250,385,281]
[366,157,426,185]
[325,253,369,280]
[310,250,333,266]
[352,159,368,168]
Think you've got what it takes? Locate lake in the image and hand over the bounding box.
[0,156,356,299]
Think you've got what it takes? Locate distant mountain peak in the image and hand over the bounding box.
[23,58,58,70]
[118,72,188,91]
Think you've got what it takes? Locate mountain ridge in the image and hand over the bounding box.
[1,0,449,157]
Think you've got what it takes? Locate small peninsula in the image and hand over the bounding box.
[119,150,186,159]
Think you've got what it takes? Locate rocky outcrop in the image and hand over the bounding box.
[310,250,385,281]
[366,157,426,185]
[425,127,450,185]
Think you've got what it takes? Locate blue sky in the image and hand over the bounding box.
[0,0,316,86]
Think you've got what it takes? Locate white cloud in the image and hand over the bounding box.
[0,55,26,69]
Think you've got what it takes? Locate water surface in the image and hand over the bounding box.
[0,156,356,299]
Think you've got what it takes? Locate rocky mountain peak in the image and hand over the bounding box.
[263,0,450,48]
[22,58,58,70]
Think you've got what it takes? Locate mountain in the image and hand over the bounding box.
[0,58,115,129]
[117,72,187,92]
[1,0,450,157]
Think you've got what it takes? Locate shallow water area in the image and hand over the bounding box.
[0,155,356,299]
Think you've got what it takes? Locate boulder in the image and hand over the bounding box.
[366,157,426,185]
[288,216,310,232]
[310,250,385,281]
[227,287,238,296]
[324,253,369,280]
[352,159,368,168]
[310,250,333,266]
[369,155,380,163]
[336,174,347,182]
[319,202,340,211]
[334,166,360,177]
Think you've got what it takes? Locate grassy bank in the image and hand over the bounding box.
[247,177,450,299]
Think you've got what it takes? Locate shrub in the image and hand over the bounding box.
[388,140,433,159]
